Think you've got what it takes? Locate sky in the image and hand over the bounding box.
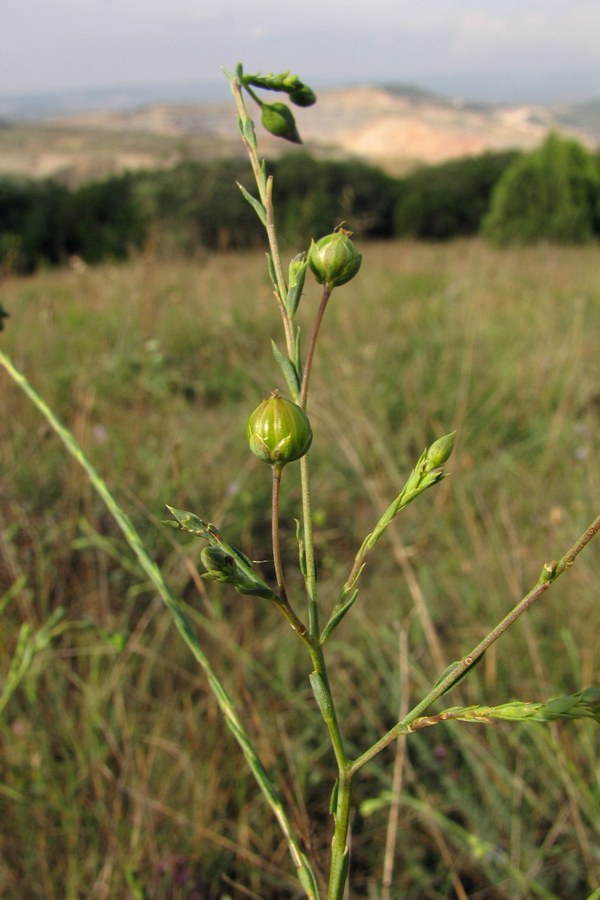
[2,0,600,105]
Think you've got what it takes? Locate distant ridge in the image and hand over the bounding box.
[551,97,600,141]
[0,83,598,184]
[0,81,229,122]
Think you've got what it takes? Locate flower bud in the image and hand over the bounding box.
[289,84,317,107]
[288,252,307,286]
[201,545,237,580]
[425,431,456,470]
[308,230,362,289]
[261,102,302,144]
[246,390,312,468]
[286,252,308,316]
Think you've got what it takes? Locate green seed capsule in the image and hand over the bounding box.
[308,230,362,289]
[289,84,317,107]
[246,390,312,468]
[201,545,237,579]
[260,102,302,144]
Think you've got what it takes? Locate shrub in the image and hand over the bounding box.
[482,132,600,244]
[393,151,518,240]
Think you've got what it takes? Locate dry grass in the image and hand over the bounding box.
[1,239,599,897]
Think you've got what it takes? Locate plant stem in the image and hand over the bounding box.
[327,768,352,900]
[230,75,295,359]
[0,349,319,896]
[265,174,290,316]
[297,285,332,637]
[307,648,353,898]
[270,464,317,651]
[232,72,352,896]
[300,454,320,638]
[271,465,288,603]
[300,286,332,409]
[350,511,600,775]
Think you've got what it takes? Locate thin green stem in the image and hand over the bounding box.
[230,75,295,359]
[350,511,600,775]
[265,175,290,312]
[297,285,332,638]
[327,769,352,900]
[309,646,347,770]
[0,350,319,898]
[271,465,288,603]
[242,82,264,110]
[270,464,315,651]
[300,285,332,409]
[305,641,352,897]
[300,454,319,638]
[230,77,264,195]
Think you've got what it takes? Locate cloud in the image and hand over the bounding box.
[2,0,600,100]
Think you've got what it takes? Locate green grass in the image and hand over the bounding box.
[1,239,599,897]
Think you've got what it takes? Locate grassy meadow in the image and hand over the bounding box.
[1,238,599,898]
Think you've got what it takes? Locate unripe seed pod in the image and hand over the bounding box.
[425,431,456,470]
[289,84,317,107]
[246,390,312,468]
[201,545,237,579]
[308,230,362,289]
[261,102,302,144]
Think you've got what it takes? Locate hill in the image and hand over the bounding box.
[0,84,598,184]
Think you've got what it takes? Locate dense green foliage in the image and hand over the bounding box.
[483,132,600,244]
[0,174,146,272]
[1,135,599,274]
[1,242,599,897]
[0,150,518,273]
[393,151,518,239]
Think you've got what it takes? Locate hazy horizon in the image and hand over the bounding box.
[2,1,600,110]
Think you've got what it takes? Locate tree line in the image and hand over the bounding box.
[1,132,599,274]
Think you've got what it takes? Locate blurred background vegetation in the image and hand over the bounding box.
[1,130,600,276]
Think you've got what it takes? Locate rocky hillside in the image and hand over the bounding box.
[0,85,597,184]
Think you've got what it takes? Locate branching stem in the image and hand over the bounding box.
[230,75,295,359]
[350,511,600,775]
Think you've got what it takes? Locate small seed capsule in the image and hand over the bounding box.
[308,230,362,289]
[261,102,302,144]
[201,545,237,580]
[246,390,312,468]
[289,84,317,107]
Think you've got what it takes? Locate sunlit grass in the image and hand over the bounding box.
[1,239,599,897]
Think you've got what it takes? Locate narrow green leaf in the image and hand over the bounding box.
[294,327,302,381]
[329,779,339,815]
[237,182,266,225]
[309,671,336,724]
[297,856,320,900]
[265,252,278,291]
[535,687,600,724]
[241,115,257,149]
[433,654,485,697]
[285,280,304,318]
[165,505,210,536]
[321,589,359,644]
[271,340,301,398]
[294,517,307,577]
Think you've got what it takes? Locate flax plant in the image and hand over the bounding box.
[165,66,600,896]
[1,62,599,899]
